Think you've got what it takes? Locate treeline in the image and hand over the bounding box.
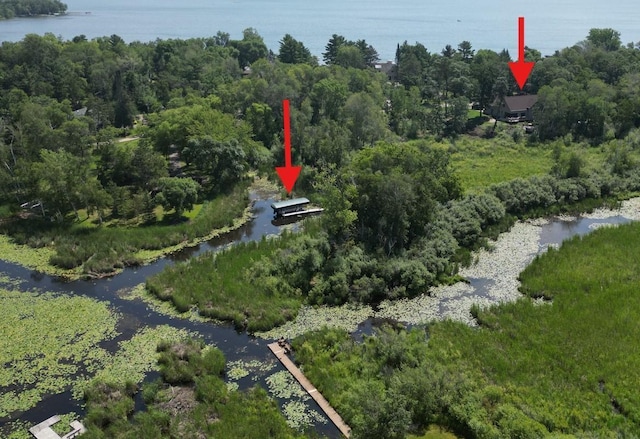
[1,28,640,276]
[0,0,66,19]
[393,28,640,141]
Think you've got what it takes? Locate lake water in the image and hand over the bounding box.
[1,0,639,61]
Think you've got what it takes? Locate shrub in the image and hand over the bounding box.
[195,375,228,403]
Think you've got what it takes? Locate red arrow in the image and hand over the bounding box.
[275,99,302,194]
[508,17,535,90]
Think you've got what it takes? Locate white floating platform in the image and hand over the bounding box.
[281,208,324,218]
[29,416,86,439]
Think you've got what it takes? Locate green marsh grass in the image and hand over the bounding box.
[293,222,640,436]
[146,232,303,332]
[427,221,640,434]
[442,136,613,192]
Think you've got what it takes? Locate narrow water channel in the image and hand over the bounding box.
[1,197,637,438]
[0,196,340,438]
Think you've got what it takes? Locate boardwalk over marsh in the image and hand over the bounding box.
[267,342,351,438]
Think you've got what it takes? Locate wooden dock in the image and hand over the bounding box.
[268,342,351,438]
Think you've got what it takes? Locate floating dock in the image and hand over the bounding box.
[268,342,351,438]
[29,415,86,439]
[281,207,324,218]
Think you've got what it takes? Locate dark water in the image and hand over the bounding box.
[537,215,630,247]
[0,203,635,437]
[0,197,341,438]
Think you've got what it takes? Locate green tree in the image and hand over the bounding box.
[323,34,347,65]
[314,168,357,243]
[457,40,474,62]
[470,49,501,111]
[155,177,200,215]
[277,34,312,64]
[130,141,168,190]
[182,137,246,192]
[229,28,268,68]
[343,92,387,148]
[310,78,348,122]
[335,45,365,69]
[586,28,622,51]
[34,149,97,219]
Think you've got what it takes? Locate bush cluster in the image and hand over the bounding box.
[81,339,304,438]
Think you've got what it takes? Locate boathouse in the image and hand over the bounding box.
[271,198,310,218]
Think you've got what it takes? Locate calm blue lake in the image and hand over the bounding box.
[1,0,639,61]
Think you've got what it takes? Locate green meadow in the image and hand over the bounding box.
[443,134,613,192]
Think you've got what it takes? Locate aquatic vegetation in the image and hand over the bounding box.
[583,196,640,220]
[282,400,327,430]
[265,371,309,400]
[80,340,308,438]
[77,325,192,397]
[226,359,276,381]
[3,419,32,439]
[265,370,327,430]
[50,412,80,437]
[256,303,373,340]
[0,235,79,278]
[118,283,212,323]
[0,285,190,439]
[0,273,23,289]
[0,289,119,418]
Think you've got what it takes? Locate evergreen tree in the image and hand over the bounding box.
[323,34,347,64]
[277,34,312,64]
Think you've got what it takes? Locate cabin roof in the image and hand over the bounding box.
[271,198,310,210]
[503,94,538,112]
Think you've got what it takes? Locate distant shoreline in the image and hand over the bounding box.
[0,12,67,19]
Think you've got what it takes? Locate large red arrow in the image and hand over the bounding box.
[275,99,302,194]
[508,17,535,90]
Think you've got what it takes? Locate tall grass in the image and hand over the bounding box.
[443,136,612,192]
[430,221,640,434]
[293,222,640,437]
[146,232,304,332]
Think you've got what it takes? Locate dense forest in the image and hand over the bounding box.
[3,26,640,438]
[0,0,66,19]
